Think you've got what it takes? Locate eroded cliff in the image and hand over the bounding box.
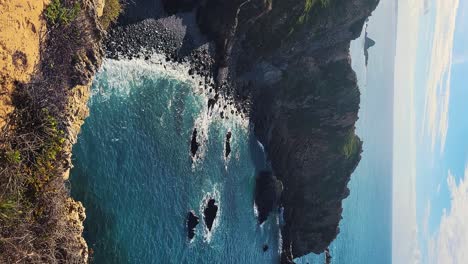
[0,0,106,262]
[195,0,379,260]
[106,0,379,262]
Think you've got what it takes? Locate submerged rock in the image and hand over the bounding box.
[203,198,218,231]
[262,244,269,252]
[186,210,200,240]
[255,171,283,224]
[225,131,232,158]
[190,128,200,156]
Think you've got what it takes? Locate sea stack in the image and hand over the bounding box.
[225,131,232,158]
[203,199,219,231]
[186,211,200,240]
[190,128,200,157]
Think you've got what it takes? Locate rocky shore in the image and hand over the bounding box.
[0,0,379,263]
[105,0,379,262]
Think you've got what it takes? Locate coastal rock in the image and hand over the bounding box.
[364,33,376,66]
[109,0,379,260]
[225,131,232,158]
[190,128,200,157]
[64,198,89,263]
[186,210,200,240]
[95,0,105,17]
[203,198,218,231]
[254,171,282,224]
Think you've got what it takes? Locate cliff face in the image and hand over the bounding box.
[115,0,378,261]
[0,0,104,262]
[195,0,379,260]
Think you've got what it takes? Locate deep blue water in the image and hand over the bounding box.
[70,59,280,263]
[70,3,395,261]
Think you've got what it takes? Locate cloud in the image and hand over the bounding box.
[422,0,460,154]
[428,167,468,264]
[392,0,423,263]
[422,201,431,237]
[453,53,468,65]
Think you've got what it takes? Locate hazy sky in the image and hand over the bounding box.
[393,0,468,263]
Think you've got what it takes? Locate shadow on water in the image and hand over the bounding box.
[70,166,130,264]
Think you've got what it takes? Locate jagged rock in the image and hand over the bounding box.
[364,32,376,66]
[110,0,379,260]
[186,210,200,240]
[190,128,200,157]
[225,131,232,158]
[203,198,218,231]
[254,171,282,224]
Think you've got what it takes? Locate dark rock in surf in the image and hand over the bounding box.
[187,211,199,240]
[255,171,283,225]
[207,98,216,112]
[263,244,269,252]
[191,129,200,156]
[203,198,218,231]
[225,131,232,158]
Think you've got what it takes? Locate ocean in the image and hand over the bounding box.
[70,57,281,263]
[70,2,395,263]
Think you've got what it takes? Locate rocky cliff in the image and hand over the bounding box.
[195,0,379,260]
[107,0,379,262]
[0,0,105,262]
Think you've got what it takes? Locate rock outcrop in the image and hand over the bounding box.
[255,171,282,224]
[203,198,218,231]
[106,0,379,261]
[364,33,376,66]
[195,0,379,259]
[186,210,200,240]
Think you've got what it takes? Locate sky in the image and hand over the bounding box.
[393,0,468,263]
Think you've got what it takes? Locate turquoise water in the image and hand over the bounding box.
[70,8,394,261]
[70,59,280,263]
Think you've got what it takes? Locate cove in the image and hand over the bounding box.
[70,58,280,263]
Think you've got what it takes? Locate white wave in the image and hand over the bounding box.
[257,140,265,153]
[91,54,250,166]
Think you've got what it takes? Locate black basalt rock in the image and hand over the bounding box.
[225,131,232,158]
[191,129,200,157]
[203,199,218,231]
[255,171,283,224]
[186,211,200,240]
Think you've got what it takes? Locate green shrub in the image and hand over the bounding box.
[100,0,122,30]
[342,133,361,159]
[0,200,20,220]
[5,150,21,164]
[45,0,81,26]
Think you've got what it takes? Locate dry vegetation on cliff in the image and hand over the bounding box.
[0,0,103,262]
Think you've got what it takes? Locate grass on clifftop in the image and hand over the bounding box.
[100,0,122,30]
[45,0,81,26]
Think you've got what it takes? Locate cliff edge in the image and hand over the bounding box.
[0,0,107,262]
